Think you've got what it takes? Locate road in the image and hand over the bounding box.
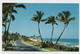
[11,39,43,51]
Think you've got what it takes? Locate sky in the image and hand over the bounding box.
[3,3,79,39]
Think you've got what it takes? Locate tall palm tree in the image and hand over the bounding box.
[2,3,13,42]
[2,16,8,32]
[7,3,26,34]
[31,11,44,44]
[42,16,58,42]
[2,17,9,42]
[2,3,11,33]
[2,3,26,42]
[55,11,76,44]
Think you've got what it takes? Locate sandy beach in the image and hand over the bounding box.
[72,45,79,47]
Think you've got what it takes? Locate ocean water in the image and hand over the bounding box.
[39,38,79,47]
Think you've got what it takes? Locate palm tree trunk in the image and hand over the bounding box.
[55,25,66,45]
[50,23,54,42]
[4,13,8,33]
[38,23,43,44]
[7,14,12,33]
[4,21,7,42]
[6,12,12,41]
[5,22,6,32]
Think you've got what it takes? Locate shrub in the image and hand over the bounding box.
[41,41,79,51]
[22,36,29,41]
[52,44,79,51]
[41,41,54,48]
[6,43,12,47]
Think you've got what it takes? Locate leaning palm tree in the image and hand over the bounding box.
[2,17,9,42]
[2,3,26,43]
[2,17,9,33]
[2,3,11,34]
[2,3,13,42]
[55,11,76,44]
[31,11,44,44]
[7,3,26,34]
[42,16,58,42]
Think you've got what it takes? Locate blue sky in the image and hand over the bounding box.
[3,3,79,39]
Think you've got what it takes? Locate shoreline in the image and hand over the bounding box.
[29,38,79,48]
[23,38,79,51]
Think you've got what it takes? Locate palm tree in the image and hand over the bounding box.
[7,3,26,34]
[2,3,13,42]
[2,3,11,33]
[55,11,76,44]
[2,3,26,43]
[31,11,44,44]
[2,17,9,42]
[42,16,58,42]
[2,16,8,33]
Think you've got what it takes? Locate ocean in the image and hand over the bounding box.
[37,38,79,47]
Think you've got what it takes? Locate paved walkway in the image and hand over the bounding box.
[11,39,43,51]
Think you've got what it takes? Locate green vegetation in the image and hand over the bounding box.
[9,32,20,41]
[42,16,58,42]
[41,41,79,51]
[31,11,44,45]
[52,45,79,51]
[2,3,26,44]
[4,43,13,51]
[55,11,76,44]
[22,36,30,41]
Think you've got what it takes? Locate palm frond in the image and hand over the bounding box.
[45,21,51,24]
[15,4,26,9]
[31,17,38,22]
[11,15,15,21]
[58,13,63,17]
[64,17,75,26]
[2,24,5,27]
[36,11,40,15]
[41,19,47,22]
[54,22,58,25]
[2,17,6,22]
[68,17,76,22]
[62,11,71,20]
[33,14,38,17]
[36,11,44,15]
[62,11,66,17]
[58,13,65,22]
[45,16,57,24]
[12,9,18,14]
[3,13,8,22]
[36,11,44,17]
[66,11,71,18]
